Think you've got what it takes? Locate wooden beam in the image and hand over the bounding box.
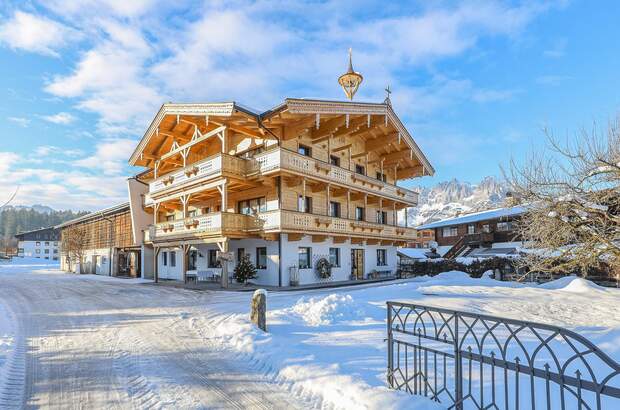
[366,132,399,151]
[288,233,303,241]
[310,116,345,140]
[312,235,327,243]
[397,165,424,180]
[160,125,226,162]
[331,143,352,153]
[332,236,348,244]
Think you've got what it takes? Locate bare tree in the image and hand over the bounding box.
[0,186,19,210]
[506,119,620,278]
[61,225,89,273]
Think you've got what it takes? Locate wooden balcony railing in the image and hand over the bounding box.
[145,148,419,205]
[147,212,253,241]
[249,210,418,241]
[148,153,247,195]
[249,148,419,205]
[145,210,418,243]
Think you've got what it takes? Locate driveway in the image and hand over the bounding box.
[0,266,306,409]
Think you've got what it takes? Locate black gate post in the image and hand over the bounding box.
[454,313,463,409]
[387,302,394,388]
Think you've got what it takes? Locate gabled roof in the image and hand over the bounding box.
[416,205,527,230]
[129,98,435,176]
[56,202,130,229]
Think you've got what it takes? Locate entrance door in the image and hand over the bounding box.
[351,249,364,279]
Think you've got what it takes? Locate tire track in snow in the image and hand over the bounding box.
[0,303,26,410]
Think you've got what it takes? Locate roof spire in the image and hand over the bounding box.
[338,48,363,100]
[384,85,392,106]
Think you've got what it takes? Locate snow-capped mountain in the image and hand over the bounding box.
[409,176,509,226]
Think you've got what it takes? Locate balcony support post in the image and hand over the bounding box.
[364,194,368,222]
[379,198,383,224]
[217,179,228,213]
[180,194,190,219]
[154,203,160,224]
[326,183,331,216]
[302,177,307,212]
[153,246,160,283]
[181,244,189,284]
[393,202,397,227]
[154,160,160,179]
[346,189,351,219]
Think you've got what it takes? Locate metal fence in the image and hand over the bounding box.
[386,302,620,409]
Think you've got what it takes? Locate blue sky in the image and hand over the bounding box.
[0,0,619,211]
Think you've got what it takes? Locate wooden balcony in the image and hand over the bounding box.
[249,210,417,242]
[146,212,254,243]
[147,153,247,197]
[249,148,419,205]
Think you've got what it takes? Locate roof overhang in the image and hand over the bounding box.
[129,102,245,166]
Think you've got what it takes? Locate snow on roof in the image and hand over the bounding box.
[416,205,528,230]
[55,202,130,229]
[397,248,432,259]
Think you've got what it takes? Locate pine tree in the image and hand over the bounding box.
[233,254,257,284]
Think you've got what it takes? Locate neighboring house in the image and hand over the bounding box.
[407,229,435,248]
[416,205,526,259]
[128,98,435,286]
[56,200,151,277]
[15,227,61,260]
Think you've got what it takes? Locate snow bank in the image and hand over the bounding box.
[290,294,365,326]
[539,276,606,292]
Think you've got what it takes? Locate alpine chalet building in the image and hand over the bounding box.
[128,97,434,286]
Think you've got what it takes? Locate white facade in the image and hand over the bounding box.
[60,247,114,275]
[155,234,398,286]
[18,240,60,260]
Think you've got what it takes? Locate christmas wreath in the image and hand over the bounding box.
[315,257,332,279]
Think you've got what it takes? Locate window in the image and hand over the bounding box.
[355,164,365,175]
[467,224,475,234]
[298,144,311,157]
[329,201,341,217]
[376,172,387,182]
[162,251,168,266]
[170,251,176,267]
[36,249,41,254]
[442,227,458,237]
[208,249,221,268]
[54,242,58,246]
[18,248,23,253]
[329,248,340,267]
[45,241,50,246]
[376,211,388,224]
[329,155,340,166]
[355,207,365,221]
[497,221,513,231]
[53,249,58,254]
[482,224,491,233]
[298,195,312,213]
[203,206,211,214]
[298,247,311,269]
[256,247,267,269]
[237,248,246,263]
[44,249,49,254]
[187,209,197,218]
[36,241,41,246]
[238,197,267,215]
[166,214,175,222]
[377,249,387,266]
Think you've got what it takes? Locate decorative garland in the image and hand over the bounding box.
[315,257,332,279]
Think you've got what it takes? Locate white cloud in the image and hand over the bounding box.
[7,116,29,127]
[536,75,572,86]
[0,11,76,56]
[73,139,137,175]
[41,112,76,124]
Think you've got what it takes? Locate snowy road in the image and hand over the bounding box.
[0,262,309,409]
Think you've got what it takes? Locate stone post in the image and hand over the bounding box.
[250,289,267,332]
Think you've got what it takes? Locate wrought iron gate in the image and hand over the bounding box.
[386,302,620,409]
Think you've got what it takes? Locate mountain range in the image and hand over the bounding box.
[408,176,510,227]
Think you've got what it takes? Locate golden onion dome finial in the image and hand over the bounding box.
[338,48,363,100]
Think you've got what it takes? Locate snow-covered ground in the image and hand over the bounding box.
[0,257,619,409]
